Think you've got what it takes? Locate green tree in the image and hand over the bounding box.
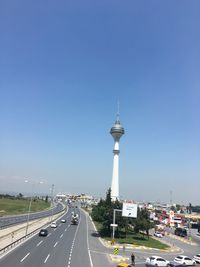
[91,188,125,237]
[133,208,153,239]
[17,193,23,199]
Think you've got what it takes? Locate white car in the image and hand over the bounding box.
[50,222,57,228]
[174,255,195,266]
[61,219,66,223]
[193,254,200,264]
[146,256,169,266]
[154,232,163,238]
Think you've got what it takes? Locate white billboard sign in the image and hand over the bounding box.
[122,203,137,218]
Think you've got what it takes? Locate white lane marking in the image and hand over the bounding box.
[54,242,58,247]
[60,234,63,238]
[20,252,30,262]
[36,240,43,247]
[44,254,50,263]
[48,233,52,237]
[67,212,81,266]
[86,213,94,267]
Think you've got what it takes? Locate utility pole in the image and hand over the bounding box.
[111,209,122,240]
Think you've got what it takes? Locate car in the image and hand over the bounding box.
[154,232,163,238]
[39,229,48,236]
[146,256,169,266]
[50,222,57,228]
[174,255,196,266]
[167,261,185,267]
[61,219,66,223]
[117,263,132,267]
[193,254,200,264]
[174,228,187,237]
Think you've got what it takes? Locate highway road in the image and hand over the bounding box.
[0,202,64,229]
[0,206,114,267]
[1,206,200,267]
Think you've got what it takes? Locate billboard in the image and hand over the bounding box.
[122,203,137,218]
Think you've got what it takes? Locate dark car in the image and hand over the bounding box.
[39,229,48,236]
[167,261,184,267]
[174,227,187,237]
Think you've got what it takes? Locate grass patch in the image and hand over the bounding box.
[0,198,50,215]
[93,221,169,250]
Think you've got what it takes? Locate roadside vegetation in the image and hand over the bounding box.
[0,194,50,215]
[91,189,169,250]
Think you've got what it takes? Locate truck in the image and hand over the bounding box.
[71,214,79,225]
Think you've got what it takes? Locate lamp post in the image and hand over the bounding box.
[25,179,44,236]
[50,184,54,223]
[25,194,33,236]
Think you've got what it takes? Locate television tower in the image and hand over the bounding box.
[110,112,125,201]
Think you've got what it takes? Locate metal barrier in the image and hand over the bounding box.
[0,207,67,255]
[0,220,50,255]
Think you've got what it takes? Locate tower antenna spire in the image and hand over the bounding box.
[116,100,120,122]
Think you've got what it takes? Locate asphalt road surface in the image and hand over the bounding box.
[0,202,64,229]
[0,206,115,267]
[1,207,200,267]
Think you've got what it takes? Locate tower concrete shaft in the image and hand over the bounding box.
[110,116,124,201]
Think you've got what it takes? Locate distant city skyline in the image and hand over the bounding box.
[0,1,200,204]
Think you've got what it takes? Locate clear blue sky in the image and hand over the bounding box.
[0,1,200,204]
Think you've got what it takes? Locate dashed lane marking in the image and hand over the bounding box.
[20,252,30,262]
[36,241,43,247]
[54,242,58,247]
[60,234,63,238]
[44,254,50,263]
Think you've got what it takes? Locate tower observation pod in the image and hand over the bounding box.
[110,115,125,201]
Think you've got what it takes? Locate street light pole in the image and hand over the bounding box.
[24,179,44,236]
[25,194,33,236]
[50,184,54,223]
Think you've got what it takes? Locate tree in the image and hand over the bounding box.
[17,193,23,199]
[133,208,153,239]
[91,188,125,237]
[189,203,192,214]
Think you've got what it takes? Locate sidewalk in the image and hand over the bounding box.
[0,211,65,251]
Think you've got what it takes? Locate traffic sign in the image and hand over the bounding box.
[122,203,137,218]
[114,248,119,255]
[110,223,118,227]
